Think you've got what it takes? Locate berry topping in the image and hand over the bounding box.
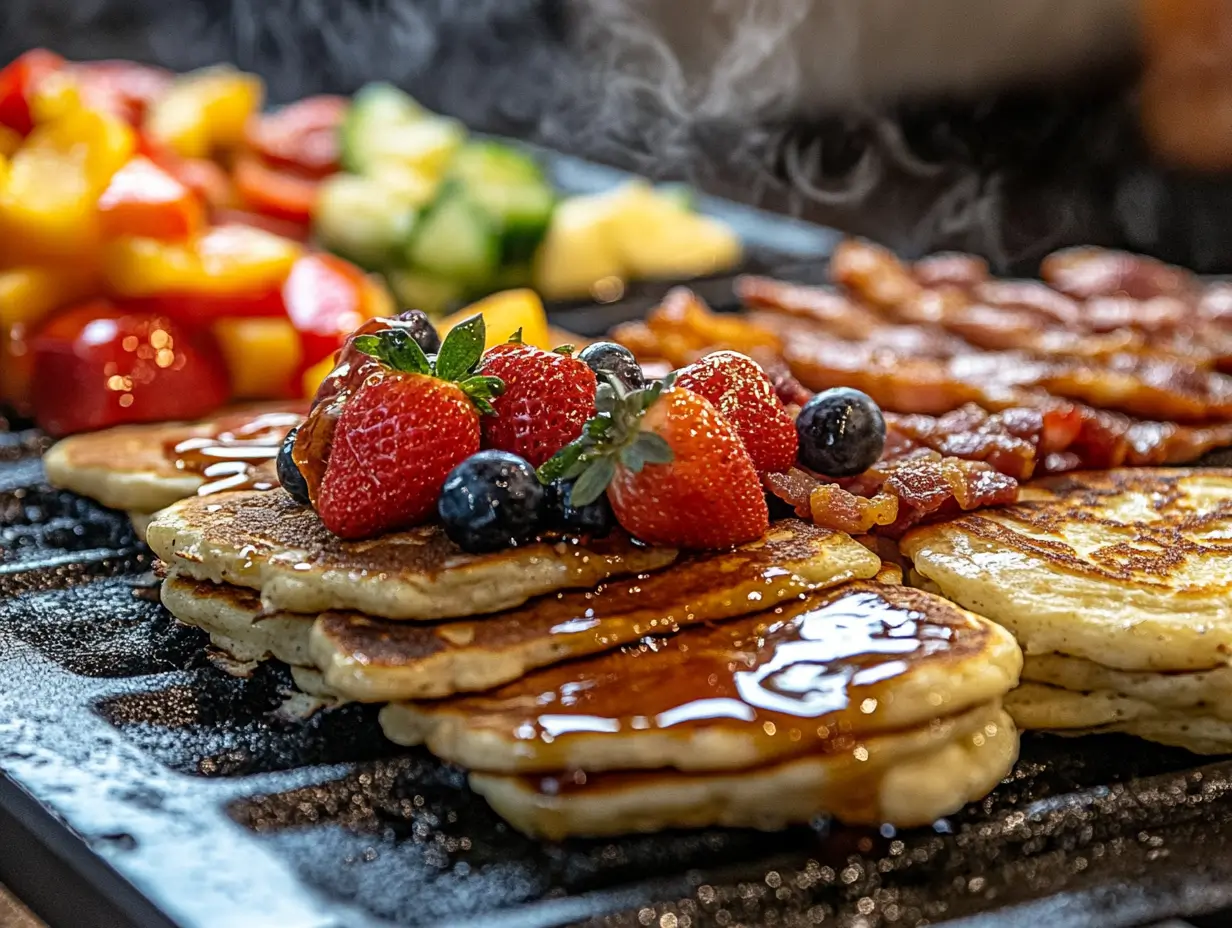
[539,375,769,549]
[476,337,597,467]
[438,450,545,553]
[674,350,798,476]
[314,314,503,539]
[578,341,646,390]
[796,387,887,477]
[542,478,616,538]
[276,425,312,506]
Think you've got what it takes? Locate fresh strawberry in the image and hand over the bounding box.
[314,315,502,539]
[674,350,798,475]
[539,377,769,549]
[476,339,597,467]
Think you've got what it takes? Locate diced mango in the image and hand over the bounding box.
[27,107,136,188]
[145,66,264,158]
[103,224,301,298]
[0,148,99,263]
[28,70,83,125]
[531,189,628,300]
[213,316,302,399]
[301,352,336,399]
[0,128,20,158]
[440,288,551,349]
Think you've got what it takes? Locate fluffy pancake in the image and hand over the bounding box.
[1004,682,1232,754]
[379,582,1023,773]
[161,572,312,668]
[1023,653,1232,721]
[901,469,1232,672]
[43,404,302,514]
[161,521,883,701]
[470,702,1017,838]
[147,490,679,621]
[312,520,880,701]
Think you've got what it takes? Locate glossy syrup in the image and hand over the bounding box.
[166,409,304,496]
[451,583,973,753]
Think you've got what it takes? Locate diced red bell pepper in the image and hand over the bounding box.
[98,156,204,240]
[30,300,230,435]
[233,153,319,223]
[244,95,346,177]
[72,61,173,126]
[0,50,65,135]
[282,254,370,371]
[138,133,236,210]
[210,207,312,243]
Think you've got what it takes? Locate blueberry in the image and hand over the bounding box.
[276,426,312,506]
[578,341,645,390]
[438,451,545,553]
[391,309,441,355]
[543,479,615,538]
[795,387,886,477]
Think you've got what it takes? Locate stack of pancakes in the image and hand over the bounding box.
[146,489,1023,838]
[903,469,1232,754]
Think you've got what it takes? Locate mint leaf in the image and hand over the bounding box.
[569,455,615,507]
[353,330,430,375]
[633,431,673,465]
[436,314,486,381]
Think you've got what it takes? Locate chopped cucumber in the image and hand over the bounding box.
[387,269,467,317]
[450,141,546,188]
[313,174,417,270]
[657,183,697,211]
[405,182,501,287]
[342,83,463,179]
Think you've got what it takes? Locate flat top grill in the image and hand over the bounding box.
[5,159,1232,928]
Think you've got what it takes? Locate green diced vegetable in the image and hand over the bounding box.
[313,174,417,270]
[404,182,501,287]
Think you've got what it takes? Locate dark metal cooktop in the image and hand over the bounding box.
[6,157,1232,928]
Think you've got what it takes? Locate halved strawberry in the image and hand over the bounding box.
[476,338,597,467]
[674,350,798,476]
[540,375,769,549]
[314,315,503,539]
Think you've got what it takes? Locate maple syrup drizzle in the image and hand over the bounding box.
[461,588,963,744]
[165,410,304,496]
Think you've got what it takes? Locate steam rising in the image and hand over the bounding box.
[0,0,1139,269]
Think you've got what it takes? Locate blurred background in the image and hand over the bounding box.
[0,0,1228,272]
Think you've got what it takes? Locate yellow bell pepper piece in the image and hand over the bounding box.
[103,225,301,298]
[301,353,337,399]
[27,107,136,188]
[145,66,264,159]
[213,317,303,400]
[29,70,83,125]
[438,288,552,350]
[0,128,19,158]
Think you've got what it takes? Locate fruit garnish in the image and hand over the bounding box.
[475,337,597,467]
[313,314,503,539]
[539,375,769,549]
[438,450,545,553]
[542,478,615,538]
[796,387,887,477]
[674,350,798,476]
[577,340,646,391]
[276,426,311,506]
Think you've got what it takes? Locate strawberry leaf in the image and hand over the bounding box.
[508,328,523,344]
[619,443,645,473]
[570,455,615,507]
[537,438,586,484]
[633,431,673,465]
[353,330,431,375]
[595,382,617,415]
[552,344,576,355]
[458,374,505,416]
[436,314,486,382]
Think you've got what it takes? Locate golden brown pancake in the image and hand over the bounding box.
[160,520,883,701]
[379,582,1023,773]
[470,702,1016,838]
[902,469,1232,672]
[43,404,303,514]
[149,489,681,621]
